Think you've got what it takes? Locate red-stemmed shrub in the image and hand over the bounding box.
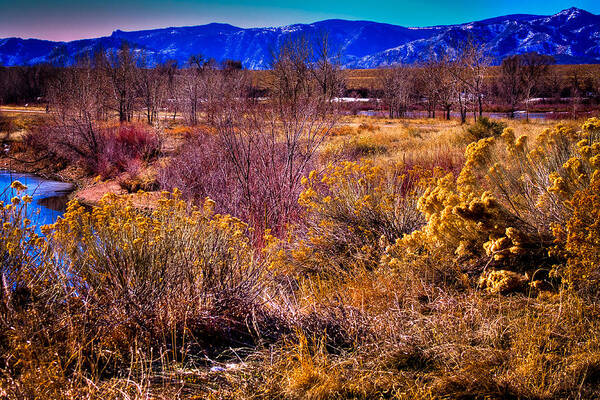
[97,123,160,176]
[159,131,308,241]
[28,122,160,178]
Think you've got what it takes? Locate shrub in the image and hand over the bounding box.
[28,122,161,178]
[320,135,388,162]
[164,124,198,137]
[158,133,233,204]
[0,185,73,398]
[329,125,356,136]
[465,117,507,141]
[385,119,599,289]
[117,161,159,192]
[478,269,528,294]
[97,123,161,177]
[287,160,430,275]
[0,181,46,304]
[159,132,308,239]
[46,191,269,352]
[551,118,600,294]
[0,189,278,397]
[357,122,379,132]
[557,179,600,294]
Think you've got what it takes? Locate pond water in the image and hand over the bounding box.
[0,170,74,228]
[357,110,553,120]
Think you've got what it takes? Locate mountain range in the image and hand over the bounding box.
[1,7,599,69]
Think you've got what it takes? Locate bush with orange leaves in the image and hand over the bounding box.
[384,118,600,291]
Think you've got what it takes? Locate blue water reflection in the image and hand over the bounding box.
[0,170,74,228]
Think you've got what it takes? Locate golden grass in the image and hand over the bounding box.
[248,64,600,90]
[320,116,559,171]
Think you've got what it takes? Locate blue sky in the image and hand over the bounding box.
[1,0,599,41]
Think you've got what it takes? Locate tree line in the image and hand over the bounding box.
[377,44,600,121]
[2,41,600,121]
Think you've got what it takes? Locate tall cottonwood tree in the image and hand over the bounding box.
[379,64,413,118]
[448,41,490,122]
[499,52,554,119]
[103,43,139,122]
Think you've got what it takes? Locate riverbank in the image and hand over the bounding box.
[0,115,567,208]
[0,146,142,208]
[0,169,74,226]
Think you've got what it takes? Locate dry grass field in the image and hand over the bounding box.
[3,109,600,398]
[249,64,600,91]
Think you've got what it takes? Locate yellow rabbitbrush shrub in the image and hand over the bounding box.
[46,191,268,351]
[1,189,273,398]
[290,160,431,275]
[548,117,600,293]
[478,269,528,294]
[0,181,45,281]
[0,184,77,398]
[554,171,600,294]
[385,119,600,289]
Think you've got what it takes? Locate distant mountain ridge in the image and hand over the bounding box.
[1,7,600,68]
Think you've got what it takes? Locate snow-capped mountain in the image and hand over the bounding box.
[1,7,599,68]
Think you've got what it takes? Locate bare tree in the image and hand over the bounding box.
[416,59,439,118]
[44,56,107,168]
[179,55,220,126]
[448,57,472,124]
[379,64,413,118]
[436,56,457,120]
[499,52,554,119]
[103,43,139,122]
[417,54,458,119]
[202,34,343,234]
[499,55,525,118]
[160,60,179,121]
[520,52,555,120]
[268,34,343,203]
[138,56,169,125]
[181,55,204,126]
[568,66,586,119]
[268,35,314,116]
[448,41,490,122]
[310,33,346,102]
